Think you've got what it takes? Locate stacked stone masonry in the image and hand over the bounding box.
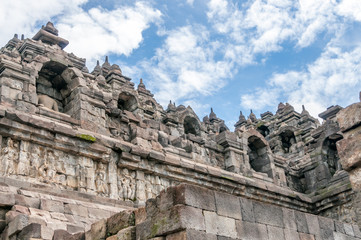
[0,22,360,239]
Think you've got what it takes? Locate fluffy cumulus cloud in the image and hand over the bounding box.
[141,25,232,107]
[241,42,361,117]
[0,0,161,69]
[57,2,161,67]
[207,0,347,60]
[0,0,87,45]
[205,0,361,116]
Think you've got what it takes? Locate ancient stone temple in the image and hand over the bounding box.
[0,22,360,240]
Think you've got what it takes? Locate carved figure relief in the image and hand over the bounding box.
[1,138,19,176]
[117,168,136,200]
[37,94,59,111]
[95,162,109,196]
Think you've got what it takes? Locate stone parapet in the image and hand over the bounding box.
[26,184,360,240]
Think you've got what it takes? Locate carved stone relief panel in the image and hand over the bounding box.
[116,167,175,202]
[95,162,109,197]
[0,137,20,176]
[117,168,136,201]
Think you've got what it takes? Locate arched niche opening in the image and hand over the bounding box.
[248,136,272,178]
[280,130,296,154]
[118,92,138,112]
[183,116,200,136]
[257,125,270,138]
[36,61,70,113]
[322,135,343,176]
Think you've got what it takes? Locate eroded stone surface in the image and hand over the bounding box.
[0,22,360,239]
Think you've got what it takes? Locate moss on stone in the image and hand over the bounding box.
[77,134,96,142]
[221,175,234,181]
[150,223,160,237]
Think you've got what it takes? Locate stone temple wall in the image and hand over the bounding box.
[0,22,360,239]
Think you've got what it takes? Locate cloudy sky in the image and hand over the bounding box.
[1,0,361,128]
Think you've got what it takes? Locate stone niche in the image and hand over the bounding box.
[247,135,273,178]
[36,60,80,115]
[321,135,343,177]
[118,91,138,112]
[183,115,201,136]
[279,129,296,154]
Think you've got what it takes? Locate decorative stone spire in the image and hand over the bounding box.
[167,100,176,112]
[301,105,310,116]
[203,115,210,124]
[102,56,111,69]
[91,60,101,75]
[43,22,58,36]
[109,64,122,75]
[249,109,257,122]
[277,102,285,113]
[32,21,68,49]
[234,111,246,128]
[209,108,217,122]
[138,78,146,90]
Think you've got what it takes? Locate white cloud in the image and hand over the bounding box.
[0,1,161,70]
[206,0,361,63]
[141,26,233,108]
[241,42,361,118]
[57,2,161,69]
[337,0,361,21]
[186,0,195,6]
[0,0,87,46]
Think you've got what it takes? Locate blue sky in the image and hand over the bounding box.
[1,0,361,128]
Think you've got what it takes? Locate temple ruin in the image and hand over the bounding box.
[0,22,360,239]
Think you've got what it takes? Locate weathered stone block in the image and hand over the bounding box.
[215,191,241,220]
[217,215,237,238]
[114,226,135,240]
[64,204,88,218]
[284,229,300,240]
[204,211,218,235]
[236,221,268,240]
[136,205,205,239]
[320,228,334,240]
[106,210,135,235]
[352,225,361,238]
[85,218,106,240]
[305,213,321,236]
[283,208,297,230]
[318,216,335,231]
[268,225,285,240]
[134,207,146,225]
[240,197,254,222]
[174,184,216,211]
[12,205,30,215]
[253,202,283,228]
[0,193,15,207]
[334,221,345,234]
[50,212,68,221]
[67,224,84,234]
[295,211,309,234]
[5,210,21,224]
[17,223,53,240]
[298,232,315,240]
[88,207,111,219]
[7,213,29,237]
[40,199,64,213]
[343,223,354,236]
